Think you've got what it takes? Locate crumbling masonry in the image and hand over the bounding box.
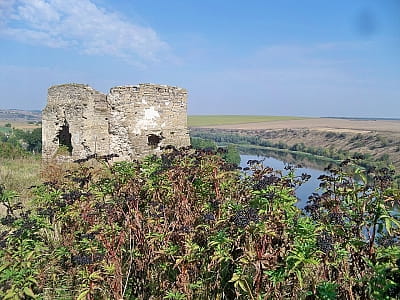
[42,83,190,161]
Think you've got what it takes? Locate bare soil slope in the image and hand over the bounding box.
[194,118,400,169]
[202,118,400,135]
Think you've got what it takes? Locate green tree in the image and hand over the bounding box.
[190,137,217,150]
[222,144,240,165]
[23,128,42,153]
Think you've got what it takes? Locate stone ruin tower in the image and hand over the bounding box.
[42,83,190,161]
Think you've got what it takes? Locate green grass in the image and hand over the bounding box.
[0,126,12,134]
[188,115,308,127]
[0,157,41,215]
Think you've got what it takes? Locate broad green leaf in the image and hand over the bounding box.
[23,287,35,298]
[238,279,248,293]
[3,289,17,300]
[89,271,103,280]
[77,289,90,300]
[229,273,240,283]
[385,217,392,235]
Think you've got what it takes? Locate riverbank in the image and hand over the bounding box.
[190,121,400,186]
[190,117,400,170]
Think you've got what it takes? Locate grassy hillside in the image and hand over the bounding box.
[188,115,308,127]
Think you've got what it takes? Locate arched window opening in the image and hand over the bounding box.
[58,123,73,154]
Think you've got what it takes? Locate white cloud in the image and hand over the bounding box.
[0,0,167,62]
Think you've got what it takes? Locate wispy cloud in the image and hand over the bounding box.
[0,0,168,62]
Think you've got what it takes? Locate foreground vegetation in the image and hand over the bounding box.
[188,115,307,127]
[1,146,399,299]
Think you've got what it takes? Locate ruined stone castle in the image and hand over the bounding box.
[42,83,190,161]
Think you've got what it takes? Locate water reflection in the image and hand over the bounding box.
[240,152,331,209]
[239,147,336,171]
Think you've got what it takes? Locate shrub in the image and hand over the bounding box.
[0,149,399,299]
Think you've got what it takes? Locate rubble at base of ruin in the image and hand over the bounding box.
[42,83,190,162]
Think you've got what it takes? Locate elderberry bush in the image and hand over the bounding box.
[232,207,259,228]
[317,232,334,254]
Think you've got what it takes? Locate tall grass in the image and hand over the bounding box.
[0,157,41,214]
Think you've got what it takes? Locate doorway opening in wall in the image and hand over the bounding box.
[57,123,73,155]
[147,134,163,149]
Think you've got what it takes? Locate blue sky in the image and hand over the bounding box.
[0,0,399,117]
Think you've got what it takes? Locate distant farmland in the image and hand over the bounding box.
[188,115,308,127]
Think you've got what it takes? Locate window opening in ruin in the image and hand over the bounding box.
[58,123,73,154]
[147,134,162,148]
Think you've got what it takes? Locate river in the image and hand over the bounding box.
[240,153,329,209]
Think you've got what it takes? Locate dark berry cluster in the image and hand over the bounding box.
[247,159,262,166]
[78,232,97,240]
[284,164,295,171]
[11,216,41,239]
[61,190,90,205]
[71,254,94,266]
[253,175,280,191]
[0,231,9,249]
[304,193,322,219]
[71,175,91,188]
[232,207,259,228]
[324,164,340,174]
[317,232,334,254]
[161,153,174,169]
[71,253,104,266]
[200,147,215,155]
[203,213,215,222]
[37,207,55,219]
[376,236,399,247]
[221,163,237,171]
[352,154,365,160]
[374,174,394,186]
[0,214,16,226]
[339,158,351,167]
[43,180,58,188]
[328,212,345,226]
[216,147,228,154]
[253,178,268,190]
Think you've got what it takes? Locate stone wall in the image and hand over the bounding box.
[42,83,190,161]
